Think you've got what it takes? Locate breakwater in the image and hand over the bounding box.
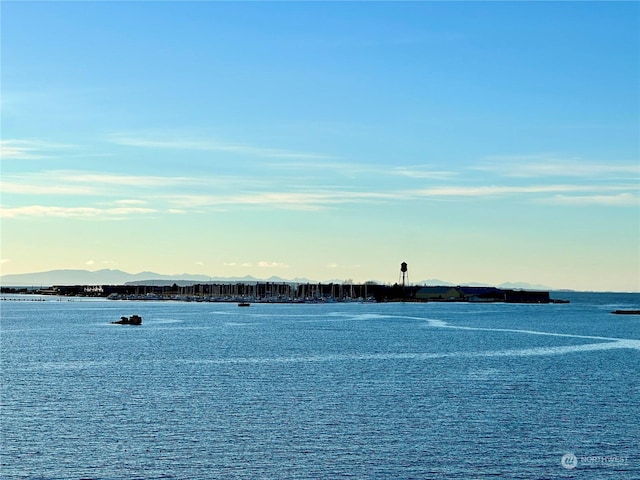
[2,283,563,303]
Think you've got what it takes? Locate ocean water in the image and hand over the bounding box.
[1,292,639,479]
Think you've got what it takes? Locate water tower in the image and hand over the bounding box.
[399,262,408,287]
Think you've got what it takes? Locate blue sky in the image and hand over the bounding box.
[1,1,639,291]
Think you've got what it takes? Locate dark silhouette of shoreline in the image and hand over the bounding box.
[1,282,565,304]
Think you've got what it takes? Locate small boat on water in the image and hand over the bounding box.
[238,302,250,307]
[112,314,142,325]
[611,310,640,315]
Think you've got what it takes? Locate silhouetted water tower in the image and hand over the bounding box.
[400,262,408,287]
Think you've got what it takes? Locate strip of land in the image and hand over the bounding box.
[1,283,566,304]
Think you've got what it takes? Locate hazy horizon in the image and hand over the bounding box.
[2,2,639,292]
[1,267,636,293]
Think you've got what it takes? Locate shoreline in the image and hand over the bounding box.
[1,282,568,304]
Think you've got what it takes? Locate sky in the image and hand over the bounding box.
[1,1,639,292]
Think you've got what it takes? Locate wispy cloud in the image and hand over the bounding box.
[4,166,636,220]
[1,182,97,195]
[165,190,398,211]
[542,192,639,207]
[257,261,289,268]
[478,154,640,178]
[223,262,257,268]
[1,171,198,197]
[1,139,76,160]
[109,133,333,160]
[270,160,371,177]
[411,184,635,198]
[113,199,149,206]
[84,259,118,268]
[271,161,458,180]
[64,172,191,187]
[393,165,459,180]
[0,205,157,219]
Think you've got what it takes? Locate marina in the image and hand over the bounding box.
[11,282,565,304]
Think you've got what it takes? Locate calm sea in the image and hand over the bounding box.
[1,292,639,479]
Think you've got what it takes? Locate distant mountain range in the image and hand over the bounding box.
[0,269,317,287]
[0,268,554,291]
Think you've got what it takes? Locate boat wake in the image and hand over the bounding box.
[182,338,640,367]
[183,313,640,366]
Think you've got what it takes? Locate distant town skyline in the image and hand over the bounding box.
[1,2,639,292]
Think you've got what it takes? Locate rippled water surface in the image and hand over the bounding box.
[2,292,639,479]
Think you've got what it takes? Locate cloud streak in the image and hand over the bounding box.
[543,192,639,207]
[392,166,459,180]
[478,154,639,178]
[109,134,334,161]
[257,261,289,268]
[0,205,157,219]
[4,185,636,219]
[1,139,76,160]
[411,184,636,198]
[3,165,636,220]
[0,171,203,197]
[164,190,399,211]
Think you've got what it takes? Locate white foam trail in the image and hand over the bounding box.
[170,311,640,365]
[274,312,395,323]
[179,314,640,366]
[180,339,640,366]
[476,339,640,357]
[424,318,449,328]
[404,315,632,343]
